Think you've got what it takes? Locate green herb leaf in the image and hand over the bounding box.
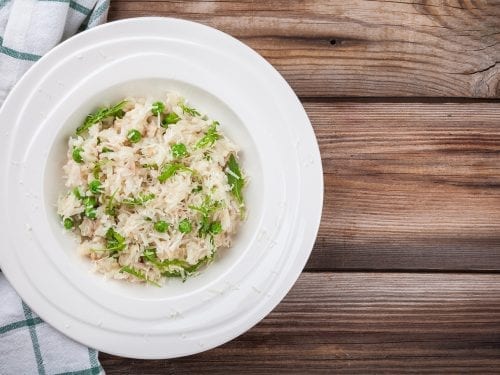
[161,112,180,127]
[191,185,203,193]
[142,248,158,262]
[226,154,244,205]
[171,143,188,158]
[195,121,220,149]
[105,227,126,252]
[142,163,159,170]
[76,100,127,135]
[127,129,142,143]
[178,218,192,234]
[151,101,165,116]
[158,163,192,183]
[122,193,155,206]
[142,248,214,282]
[72,147,84,163]
[104,189,119,216]
[120,265,160,287]
[82,196,98,219]
[188,195,221,238]
[180,103,200,117]
[73,187,83,200]
[92,159,109,179]
[101,147,113,153]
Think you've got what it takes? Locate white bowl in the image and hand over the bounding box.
[0,17,323,358]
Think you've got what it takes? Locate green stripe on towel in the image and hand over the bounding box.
[0,37,41,61]
[0,317,44,335]
[22,302,46,375]
[38,0,92,16]
[87,0,108,26]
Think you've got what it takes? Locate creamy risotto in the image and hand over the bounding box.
[57,93,245,286]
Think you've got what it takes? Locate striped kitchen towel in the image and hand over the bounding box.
[0,0,109,104]
[0,1,109,373]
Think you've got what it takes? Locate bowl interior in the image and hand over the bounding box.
[44,78,264,299]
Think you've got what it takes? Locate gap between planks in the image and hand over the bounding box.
[99,272,500,374]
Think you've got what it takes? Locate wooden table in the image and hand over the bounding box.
[102,1,500,372]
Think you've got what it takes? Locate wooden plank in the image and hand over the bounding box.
[305,101,500,270]
[109,0,500,98]
[99,272,500,373]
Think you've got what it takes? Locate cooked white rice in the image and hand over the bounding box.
[57,93,245,285]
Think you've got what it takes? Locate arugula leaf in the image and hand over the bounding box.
[188,195,221,238]
[120,265,160,287]
[104,189,119,216]
[142,163,159,170]
[226,154,244,205]
[191,185,203,193]
[92,159,109,179]
[142,248,214,282]
[158,163,192,183]
[161,112,180,127]
[122,193,155,206]
[203,151,212,161]
[179,103,200,117]
[195,121,220,149]
[73,187,83,200]
[76,100,127,135]
[82,196,98,219]
[105,227,126,252]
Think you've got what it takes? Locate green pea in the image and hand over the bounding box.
[89,180,103,194]
[127,129,142,143]
[84,206,97,219]
[83,196,97,207]
[72,147,84,163]
[63,217,74,230]
[151,101,165,116]
[209,221,222,235]
[154,220,169,233]
[178,218,192,234]
[171,143,188,158]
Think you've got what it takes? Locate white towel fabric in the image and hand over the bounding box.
[0,0,109,104]
[0,1,109,373]
[0,277,104,375]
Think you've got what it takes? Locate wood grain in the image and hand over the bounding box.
[109,0,500,98]
[101,1,500,372]
[99,272,500,374]
[305,101,500,270]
